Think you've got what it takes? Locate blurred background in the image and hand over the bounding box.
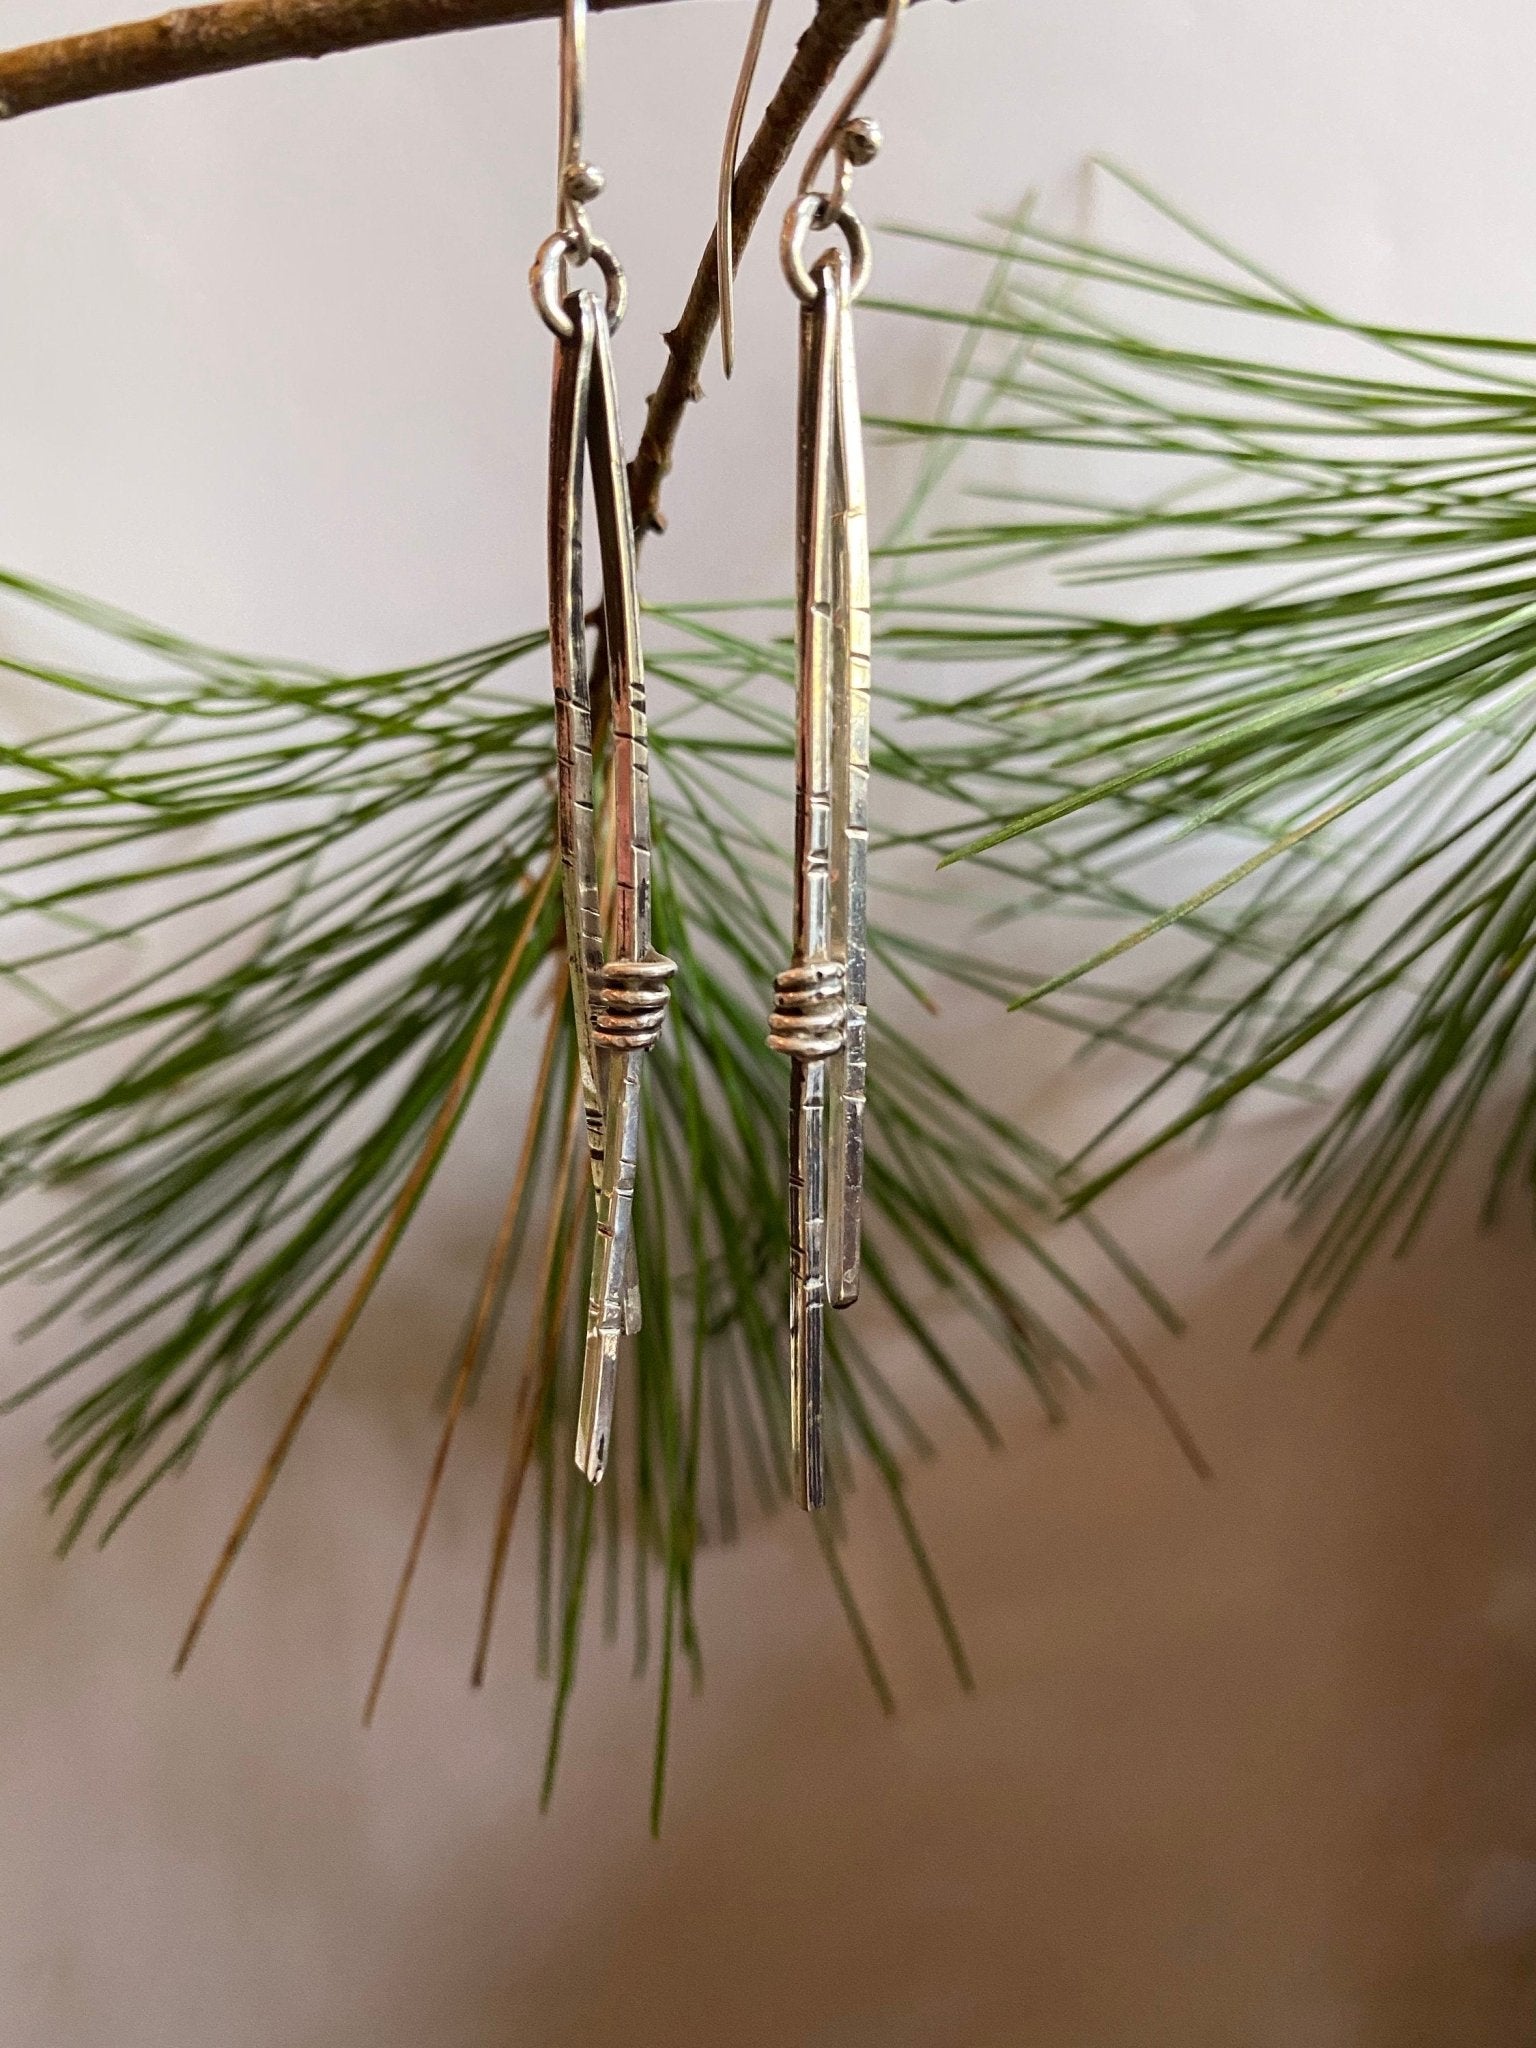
[0,0,1534,2040]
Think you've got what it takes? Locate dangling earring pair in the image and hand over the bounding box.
[533,0,904,1509]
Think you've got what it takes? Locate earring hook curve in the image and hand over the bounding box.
[795,0,907,208]
[535,0,626,338]
[557,0,605,257]
[716,0,774,380]
[715,0,906,380]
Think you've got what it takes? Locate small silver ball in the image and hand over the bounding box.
[839,117,882,167]
[565,160,606,203]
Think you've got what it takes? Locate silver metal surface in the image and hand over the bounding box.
[781,192,872,307]
[533,0,625,340]
[722,0,902,1508]
[556,0,587,234]
[547,289,674,1488]
[715,0,773,378]
[537,0,662,1487]
[532,227,626,341]
[768,245,871,1512]
[547,297,608,1188]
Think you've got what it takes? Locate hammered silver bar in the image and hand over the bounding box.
[547,289,674,1488]
[547,293,608,1190]
[768,245,871,1512]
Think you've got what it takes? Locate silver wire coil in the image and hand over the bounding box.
[591,953,676,1053]
[768,960,847,1061]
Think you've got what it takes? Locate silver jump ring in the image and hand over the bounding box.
[531,228,627,339]
[780,194,872,306]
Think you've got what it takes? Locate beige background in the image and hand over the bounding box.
[0,0,1534,2041]
[3,1144,1533,2044]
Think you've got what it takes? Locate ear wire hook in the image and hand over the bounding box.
[557,0,603,260]
[716,0,907,379]
[795,0,907,212]
[534,0,626,337]
[716,0,773,379]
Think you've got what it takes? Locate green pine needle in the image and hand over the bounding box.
[0,347,1174,1811]
[874,169,1536,1337]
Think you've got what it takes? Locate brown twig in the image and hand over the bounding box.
[0,0,946,589]
[0,0,934,545]
[0,0,948,613]
[0,0,938,138]
[0,0,658,122]
[626,0,909,539]
[572,0,916,747]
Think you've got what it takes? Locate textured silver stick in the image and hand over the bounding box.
[769,239,871,1512]
[825,246,869,1316]
[546,287,674,1488]
[547,292,608,1188]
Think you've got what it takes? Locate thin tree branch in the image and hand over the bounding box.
[0,0,942,126]
[0,0,953,538]
[0,0,657,121]
[626,0,916,538]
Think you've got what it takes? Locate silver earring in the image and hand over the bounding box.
[719,0,906,1509]
[533,0,674,1488]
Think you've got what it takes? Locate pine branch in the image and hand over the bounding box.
[0,175,1199,1789]
[871,176,1536,1335]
